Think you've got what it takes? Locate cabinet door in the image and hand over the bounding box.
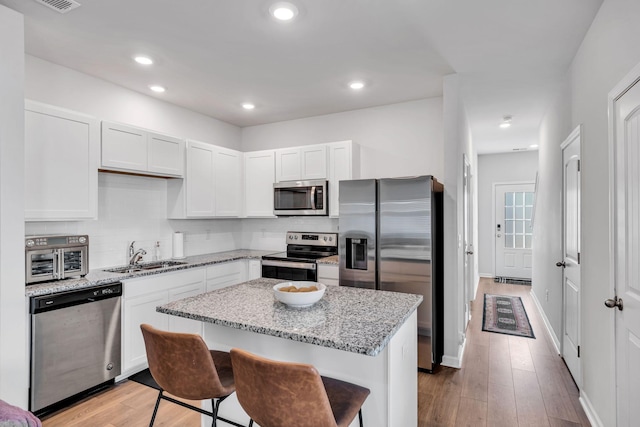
[328,141,358,217]
[245,150,276,217]
[215,147,242,217]
[168,282,205,335]
[101,121,148,172]
[206,261,245,292]
[248,259,262,280]
[317,264,339,286]
[148,132,185,177]
[25,101,99,220]
[301,145,327,180]
[186,140,216,217]
[275,148,301,182]
[122,292,169,373]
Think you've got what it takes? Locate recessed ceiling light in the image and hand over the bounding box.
[242,103,255,110]
[149,85,166,93]
[349,81,365,90]
[134,56,153,65]
[270,2,298,21]
[500,115,512,129]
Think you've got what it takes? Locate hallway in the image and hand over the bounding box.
[417,277,590,426]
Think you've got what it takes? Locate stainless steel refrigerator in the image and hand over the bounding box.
[339,176,443,372]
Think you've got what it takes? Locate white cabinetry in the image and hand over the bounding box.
[327,140,360,217]
[101,121,184,177]
[167,140,242,218]
[121,268,205,376]
[275,145,327,182]
[244,150,276,217]
[215,147,243,217]
[317,263,339,286]
[24,100,99,221]
[248,259,262,280]
[206,261,246,292]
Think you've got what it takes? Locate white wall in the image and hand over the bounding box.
[0,5,27,407]
[477,151,538,277]
[564,0,640,424]
[533,78,570,352]
[23,56,246,268]
[242,98,444,180]
[25,56,241,149]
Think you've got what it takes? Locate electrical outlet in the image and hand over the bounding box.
[545,289,549,302]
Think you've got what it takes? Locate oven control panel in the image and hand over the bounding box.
[286,232,338,247]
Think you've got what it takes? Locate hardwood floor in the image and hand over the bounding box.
[418,278,590,427]
[41,278,590,426]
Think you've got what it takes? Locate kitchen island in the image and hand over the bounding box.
[157,278,422,427]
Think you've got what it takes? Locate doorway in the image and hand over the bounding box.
[494,183,535,281]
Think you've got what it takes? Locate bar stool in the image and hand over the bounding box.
[230,348,370,427]
[140,324,244,427]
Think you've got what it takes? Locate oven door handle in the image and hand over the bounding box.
[54,248,63,280]
[262,259,317,270]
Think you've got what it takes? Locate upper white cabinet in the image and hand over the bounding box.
[328,140,360,217]
[167,140,242,218]
[25,100,99,221]
[215,147,243,217]
[244,150,276,217]
[275,144,327,182]
[101,121,184,178]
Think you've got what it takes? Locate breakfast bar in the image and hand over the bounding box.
[157,278,423,427]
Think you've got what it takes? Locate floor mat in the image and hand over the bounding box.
[128,368,160,390]
[482,293,535,338]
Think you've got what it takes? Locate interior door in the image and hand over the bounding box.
[610,70,640,426]
[494,183,535,280]
[559,125,582,387]
[463,155,474,325]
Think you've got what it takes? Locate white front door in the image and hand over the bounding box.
[610,66,640,426]
[494,183,535,279]
[560,125,582,387]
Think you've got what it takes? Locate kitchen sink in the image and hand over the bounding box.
[104,260,187,274]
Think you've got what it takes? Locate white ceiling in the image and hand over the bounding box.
[1,0,602,153]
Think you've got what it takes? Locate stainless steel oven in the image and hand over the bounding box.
[25,235,89,284]
[262,232,338,281]
[273,179,328,216]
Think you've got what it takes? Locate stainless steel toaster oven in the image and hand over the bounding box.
[25,235,89,284]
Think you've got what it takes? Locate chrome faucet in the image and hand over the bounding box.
[128,241,147,265]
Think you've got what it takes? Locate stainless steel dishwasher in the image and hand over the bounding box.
[29,283,122,414]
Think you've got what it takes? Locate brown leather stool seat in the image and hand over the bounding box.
[140,324,244,427]
[230,348,370,427]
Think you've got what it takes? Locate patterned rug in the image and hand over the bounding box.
[482,294,535,339]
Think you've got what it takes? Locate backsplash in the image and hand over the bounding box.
[25,173,337,269]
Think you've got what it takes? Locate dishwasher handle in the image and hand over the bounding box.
[30,283,122,314]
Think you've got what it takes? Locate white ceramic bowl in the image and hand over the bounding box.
[273,281,326,308]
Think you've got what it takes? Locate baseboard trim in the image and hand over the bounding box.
[579,391,604,427]
[479,273,493,278]
[441,337,466,369]
[529,288,561,354]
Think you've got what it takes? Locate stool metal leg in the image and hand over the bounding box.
[149,390,163,427]
[358,409,364,427]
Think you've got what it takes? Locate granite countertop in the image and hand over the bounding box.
[25,249,278,297]
[316,255,338,265]
[157,278,423,356]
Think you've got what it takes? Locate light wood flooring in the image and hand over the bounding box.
[41,277,590,427]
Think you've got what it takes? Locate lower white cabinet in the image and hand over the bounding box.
[248,259,262,280]
[317,263,339,286]
[206,261,245,292]
[121,268,205,376]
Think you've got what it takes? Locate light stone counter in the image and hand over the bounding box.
[157,278,422,356]
[25,249,277,297]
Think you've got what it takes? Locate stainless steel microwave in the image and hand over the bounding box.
[273,179,328,216]
[25,235,89,284]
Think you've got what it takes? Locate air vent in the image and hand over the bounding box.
[32,0,81,13]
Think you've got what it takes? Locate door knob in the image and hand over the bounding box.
[556,261,566,267]
[604,296,623,311]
